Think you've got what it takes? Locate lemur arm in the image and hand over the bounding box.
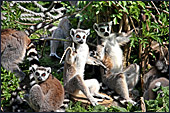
[87,55,106,69]
[115,30,134,46]
[65,48,77,65]
[93,44,105,60]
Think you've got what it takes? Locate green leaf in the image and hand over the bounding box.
[137,1,145,9]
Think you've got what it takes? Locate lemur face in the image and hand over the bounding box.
[31,66,51,83]
[93,21,112,38]
[70,28,90,44]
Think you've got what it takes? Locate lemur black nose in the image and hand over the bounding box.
[78,40,84,44]
[104,32,109,36]
[38,77,42,81]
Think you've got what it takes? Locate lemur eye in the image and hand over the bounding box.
[76,35,80,38]
[42,73,46,76]
[100,28,105,32]
[83,35,85,39]
[35,72,39,76]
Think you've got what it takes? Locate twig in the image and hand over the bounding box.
[1,107,3,112]
[39,40,47,59]
[146,9,158,23]
[160,46,168,65]
[158,19,164,26]
[151,1,160,15]
[140,97,146,112]
[115,1,128,14]
[109,1,120,11]
[14,20,36,26]
[33,1,47,12]
[44,1,56,13]
[29,1,92,35]
[31,37,96,48]
[118,18,123,33]
[78,1,92,14]
[31,37,72,42]
[145,6,169,15]
[129,16,138,35]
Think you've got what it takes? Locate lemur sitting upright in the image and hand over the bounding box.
[25,65,65,112]
[93,21,140,104]
[63,28,110,106]
[50,17,71,59]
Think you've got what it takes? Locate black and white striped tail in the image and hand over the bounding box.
[25,22,57,36]
[8,42,40,112]
[26,42,40,87]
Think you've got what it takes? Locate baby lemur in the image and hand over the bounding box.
[63,28,110,106]
[26,65,65,112]
[93,21,140,104]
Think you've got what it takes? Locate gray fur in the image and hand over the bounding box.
[93,21,140,103]
[143,77,169,100]
[50,17,71,59]
[1,29,31,81]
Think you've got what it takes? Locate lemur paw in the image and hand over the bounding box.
[90,98,99,106]
[50,53,61,59]
[127,99,137,106]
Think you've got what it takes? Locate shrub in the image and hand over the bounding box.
[1,67,21,108]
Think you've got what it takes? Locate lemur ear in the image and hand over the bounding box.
[70,28,75,38]
[93,23,98,31]
[108,21,112,26]
[85,29,90,36]
[46,67,51,74]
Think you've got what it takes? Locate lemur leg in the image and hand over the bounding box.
[123,63,140,91]
[50,40,60,59]
[84,79,110,100]
[106,73,130,100]
[114,73,130,100]
[29,84,44,112]
[106,73,137,105]
[74,75,99,106]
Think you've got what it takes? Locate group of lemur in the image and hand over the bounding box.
[1,17,169,112]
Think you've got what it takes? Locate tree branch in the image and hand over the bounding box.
[151,1,160,15]
[29,1,92,35]
[145,6,169,15]
[14,20,37,26]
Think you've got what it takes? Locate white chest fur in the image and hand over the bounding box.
[103,35,123,73]
[74,44,89,75]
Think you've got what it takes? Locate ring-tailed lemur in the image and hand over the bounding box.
[143,77,169,100]
[143,44,169,100]
[93,21,140,105]
[24,65,65,112]
[63,28,110,106]
[1,28,41,112]
[1,28,40,82]
[50,17,71,59]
